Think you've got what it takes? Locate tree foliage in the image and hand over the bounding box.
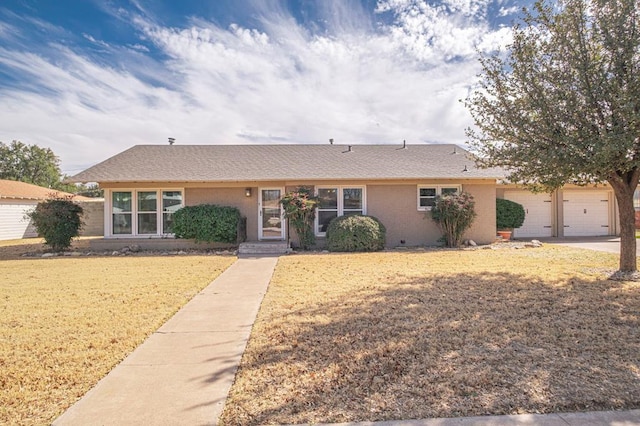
[466,0,640,271]
[0,140,65,189]
[27,197,84,252]
[430,192,477,248]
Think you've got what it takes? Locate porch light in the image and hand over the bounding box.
[245,188,252,197]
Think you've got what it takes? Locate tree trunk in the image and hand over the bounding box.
[610,181,638,272]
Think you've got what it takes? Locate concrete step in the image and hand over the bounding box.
[238,241,290,255]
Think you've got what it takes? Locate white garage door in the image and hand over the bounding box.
[503,191,554,238]
[0,201,38,240]
[563,191,610,236]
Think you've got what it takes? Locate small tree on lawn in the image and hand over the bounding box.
[430,192,477,248]
[27,196,83,252]
[280,187,318,250]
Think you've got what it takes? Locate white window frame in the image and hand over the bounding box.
[417,184,462,211]
[315,186,366,236]
[106,188,184,237]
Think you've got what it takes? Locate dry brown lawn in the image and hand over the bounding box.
[0,240,236,426]
[220,245,640,425]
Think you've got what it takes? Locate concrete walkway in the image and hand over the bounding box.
[54,255,279,426]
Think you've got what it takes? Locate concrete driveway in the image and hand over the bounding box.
[540,236,640,255]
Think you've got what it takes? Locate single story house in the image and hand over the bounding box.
[69,143,620,248]
[0,179,103,241]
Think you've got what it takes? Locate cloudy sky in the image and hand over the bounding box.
[0,0,530,175]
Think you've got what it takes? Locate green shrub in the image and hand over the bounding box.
[430,191,477,248]
[27,197,84,252]
[172,204,242,243]
[326,214,386,252]
[496,198,525,230]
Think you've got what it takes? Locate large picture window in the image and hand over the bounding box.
[109,189,182,236]
[316,186,365,235]
[417,185,461,211]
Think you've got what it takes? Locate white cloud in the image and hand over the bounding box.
[0,1,516,174]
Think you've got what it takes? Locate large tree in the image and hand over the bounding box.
[0,140,65,189]
[466,0,640,272]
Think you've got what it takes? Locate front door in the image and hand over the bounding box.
[259,188,285,240]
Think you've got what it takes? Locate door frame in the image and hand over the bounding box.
[258,187,285,240]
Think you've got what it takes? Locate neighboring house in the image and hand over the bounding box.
[69,144,501,247]
[69,143,619,247]
[0,179,103,241]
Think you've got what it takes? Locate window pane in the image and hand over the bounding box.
[318,188,338,209]
[318,211,338,233]
[441,187,459,195]
[163,213,175,234]
[112,192,132,212]
[138,213,157,234]
[262,208,282,237]
[419,188,436,197]
[262,189,281,208]
[163,191,182,212]
[113,213,132,234]
[343,210,363,216]
[138,191,157,212]
[343,188,362,209]
[419,198,436,208]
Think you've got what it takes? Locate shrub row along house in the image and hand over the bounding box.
[69,143,619,248]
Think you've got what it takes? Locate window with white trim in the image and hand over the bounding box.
[417,185,461,211]
[109,189,183,236]
[316,186,365,235]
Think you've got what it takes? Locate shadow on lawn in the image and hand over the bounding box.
[223,271,640,425]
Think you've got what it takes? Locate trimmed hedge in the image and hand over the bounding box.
[496,198,525,230]
[326,214,386,252]
[172,204,243,243]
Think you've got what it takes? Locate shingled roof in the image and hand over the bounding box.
[70,144,504,183]
[0,179,91,201]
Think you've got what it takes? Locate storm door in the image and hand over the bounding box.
[259,188,284,240]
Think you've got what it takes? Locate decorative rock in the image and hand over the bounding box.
[111,251,120,256]
[42,253,56,258]
[468,240,477,247]
[129,244,141,253]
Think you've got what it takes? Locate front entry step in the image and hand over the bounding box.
[238,241,290,255]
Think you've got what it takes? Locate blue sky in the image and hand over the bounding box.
[0,0,531,175]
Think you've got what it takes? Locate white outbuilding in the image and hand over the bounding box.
[0,179,93,241]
